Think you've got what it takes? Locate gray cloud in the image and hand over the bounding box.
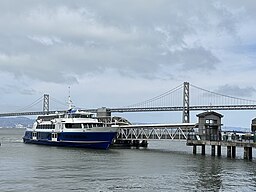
[215,84,256,98]
[167,47,220,71]
[19,88,37,95]
[1,0,256,128]
[0,84,37,95]
[0,0,253,85]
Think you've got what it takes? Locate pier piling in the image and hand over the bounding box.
[201,145,205,155]
[227,146,232,158]
[211,145,216,156]
[193,145,197,154]
[217,145,221,157]
[244,147,252,160]
[232,146,236,158]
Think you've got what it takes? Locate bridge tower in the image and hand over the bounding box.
[43,94,49,114]
[183,82,190,123]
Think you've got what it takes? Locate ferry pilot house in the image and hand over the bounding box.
[197,111,223,141]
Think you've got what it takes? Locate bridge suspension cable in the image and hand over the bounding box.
[126,83,183,108]
[50,96,68,109]
[190,84,256,106]
[15,96,44,112]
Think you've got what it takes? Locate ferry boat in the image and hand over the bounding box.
[23,98,118,149]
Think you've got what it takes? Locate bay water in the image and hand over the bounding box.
[1,128,256,192]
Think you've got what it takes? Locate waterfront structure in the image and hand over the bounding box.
[187,111,255,160]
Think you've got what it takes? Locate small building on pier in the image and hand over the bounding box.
[197,111,223,141]
[251,118,256,132]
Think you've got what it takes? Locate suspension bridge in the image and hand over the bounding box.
[1,82,256,122]
[2,82,256,159]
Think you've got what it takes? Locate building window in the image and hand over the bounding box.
[205,119,217,125]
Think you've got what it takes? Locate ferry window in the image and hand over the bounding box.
[37,115,59,121]
[71,114,91,118]
[33,132,37,137]
[84,124,93,128]
[65,123,82,129]
[36,124,55,129]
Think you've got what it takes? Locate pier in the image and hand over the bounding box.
[109,110,256,160]
[187,139,255,160]
[186,111,256,160]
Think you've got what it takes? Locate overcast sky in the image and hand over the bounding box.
[1,0,256,128]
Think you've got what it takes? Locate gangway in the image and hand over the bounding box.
[116,123,196,141]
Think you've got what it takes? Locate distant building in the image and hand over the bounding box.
[97,107,111,117]
[15,124,25,128]
[197,111,223,141]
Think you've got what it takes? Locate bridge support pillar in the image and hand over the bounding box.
[217,145,221,157]
[193,145,197,154]
[43,94,49,114]
[211,145,216,156]
[244,147,252,160]
[182,82,190,123]
[201,145,205,155]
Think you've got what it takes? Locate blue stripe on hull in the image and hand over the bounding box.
[23,139,111,149]
[23,131,117,149]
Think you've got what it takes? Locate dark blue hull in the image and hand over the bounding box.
[23,131,117,149]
